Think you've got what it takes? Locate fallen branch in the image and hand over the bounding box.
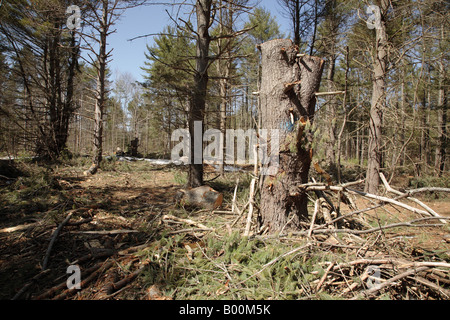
[297,184,433,217]
[243,178,257,237]
[100,261,150,300]
[351,266,430,299]
[335,258,450,270]
[70,249,115,265]
[307,199,320,238]
[230,201,249,228]
[52,260,115,300]
[166,228,213,235]
[0,222,40,234]
[380,173,447,224]
[405,187,450,195]
[232,178,239,214]
[66,217,93,226]
[42,209,77,270]
[410,275,450,299]
[290,216,449,237]
[316,262,335,292]
[34,259,109,300]
[162,214,214,231]
[72,230,140,235]
[12,269,51,300]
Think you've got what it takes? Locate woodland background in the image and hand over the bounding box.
[0,0,447,184]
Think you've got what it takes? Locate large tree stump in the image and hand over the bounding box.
[258,39,324,232]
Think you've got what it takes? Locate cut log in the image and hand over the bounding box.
[175,186,223,210]
[83,163,99,176]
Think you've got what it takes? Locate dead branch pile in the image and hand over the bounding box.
[221,172,450,299]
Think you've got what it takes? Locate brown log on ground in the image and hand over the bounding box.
[258,39,324,232]
[83,163,99,176]
[175,186,223,210]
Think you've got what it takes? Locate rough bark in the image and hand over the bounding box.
[216,0,233,175]
[325,55,337,166]
[188,0,212,187]
[435,24,447,176]
[258,39,324,232]
[365,0,389,194]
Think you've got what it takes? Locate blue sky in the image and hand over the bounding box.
[106,0,291,84]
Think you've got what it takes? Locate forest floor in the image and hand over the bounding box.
[0,158,449,300]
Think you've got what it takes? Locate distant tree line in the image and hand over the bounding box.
[0,1,447,189]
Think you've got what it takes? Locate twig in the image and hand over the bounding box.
[307,199,320,238]
[341,179,365,188]
[166,228,213,235]
[342,267,371,295]
[72,230,140,235]
[238,243,312,284]
[335,258,450,270]
[100,261,150,299]
[42,209,77,270]
[197,244,233,282]
[314,91,346,96]
[0,222,41,233]
[52,260,115,300]
[213,210,237,215]
[351,266,430,299]
[243,178,257,237]
[34,259,108,300]
[162,214,214,231]
[230,201,249,228]
[231,178,239,214]
[410,276,450,298]
[316,262,335,292]
[12,269,51,300]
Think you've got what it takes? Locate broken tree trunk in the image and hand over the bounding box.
[258,39,324,232]
[175,186,223,210]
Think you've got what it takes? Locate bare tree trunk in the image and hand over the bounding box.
[93,1,108,166]
[419,88,427,175]
[435,24,447,176]
[188,0,212,188]
[365,0,389,194]
[86,0,110,175]
[258,39,324,232]
[216,0,232,174]
[400,66,406,167]
[218,75,228,174]
[325,55,337,167]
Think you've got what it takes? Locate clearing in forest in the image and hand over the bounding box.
[0,159,449,300]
